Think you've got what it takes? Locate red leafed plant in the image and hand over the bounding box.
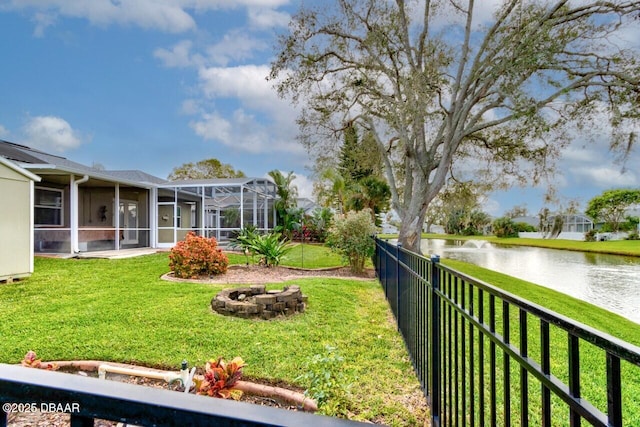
[21,351,58,371]
[195,357,246,400]
[169,232,229,279]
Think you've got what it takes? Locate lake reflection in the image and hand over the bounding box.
[418,239,640,325]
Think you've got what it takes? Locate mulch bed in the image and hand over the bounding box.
[162,265,376,284]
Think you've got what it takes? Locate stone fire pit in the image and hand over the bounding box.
[211,284,307,320]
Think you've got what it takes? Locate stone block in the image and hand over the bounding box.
[276,293,294,303]
[226,301,244,312]
[273,302,286,311]
[254,294,277,305]
[250,285,266,295]
[211,300,226,309]
[286,300,298,309]
[261,310,275,320]
[245,304,259,314]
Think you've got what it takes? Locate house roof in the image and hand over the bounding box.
[0,140,165,188]
[105,170,168,185]
[0,140,51,164]
[0,140,275,191]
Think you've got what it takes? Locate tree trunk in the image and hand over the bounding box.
[397,206,427,254]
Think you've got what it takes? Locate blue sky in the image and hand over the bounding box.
[0,1,638,217]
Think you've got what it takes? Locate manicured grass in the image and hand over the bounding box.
[0,254,425,426]
[440,259,640,345]
[440,258,640,425]
[377,234,640,423]
[226,243,347,269]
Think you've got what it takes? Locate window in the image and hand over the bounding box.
[176,206,182,228]
[35,187,63,226]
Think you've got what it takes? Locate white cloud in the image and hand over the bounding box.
[3,0,196,33]
[205,31,268,66]
[262,171,315,200]
[571,166,637,188]
[154,40,205,68]
[291,173,314,199]
[247,7,290,29]
[191,63,303,154]
[190,107,302,154]
[4,0,291,34]
[198,64,275,106]
[23,116,83,152]
[32,11,57,37]
[190,111,232,144]
[180,98,202,115]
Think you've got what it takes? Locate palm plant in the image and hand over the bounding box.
[268,170,299,238]
[229,225,259,265]
[246,232,292,267]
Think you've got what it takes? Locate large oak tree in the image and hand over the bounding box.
[270,0,640,253]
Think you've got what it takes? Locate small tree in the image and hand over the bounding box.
[586,189,640,232]
[326,209,377,274]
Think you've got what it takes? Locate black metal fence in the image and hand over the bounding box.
[374,237,640,427]
[0,363,366,427]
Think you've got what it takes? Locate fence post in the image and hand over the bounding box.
[384,239,389,297]
[396,243,402,330]
[430,254,441,427]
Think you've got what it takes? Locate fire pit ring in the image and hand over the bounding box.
[211,284,307,320]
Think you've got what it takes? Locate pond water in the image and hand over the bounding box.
[417,239,640,325]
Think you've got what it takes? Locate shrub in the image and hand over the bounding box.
[626,231,639,240]
[21,350,58,370]
[229,225,260,265]
[169,232,229,279]
[246,232,292,267]
[194,356,246,400]
[584,229,597,242]
[514,222,537,232]
[296,346,351,416]
[492,217,518,238]
[326,209,377,273]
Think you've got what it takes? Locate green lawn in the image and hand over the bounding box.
[3,239,639,425]
[226,243,347,269]
[440,259,640,425]
[377,234,640,424]
[0,252,425,426]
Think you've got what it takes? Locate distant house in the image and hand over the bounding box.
[0,140,278,255]
[0,156,41,280]
[516,213,594,241]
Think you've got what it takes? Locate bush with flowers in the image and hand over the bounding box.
[169,232,229,279]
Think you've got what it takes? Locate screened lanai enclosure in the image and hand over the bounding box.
[156,178,278,247]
